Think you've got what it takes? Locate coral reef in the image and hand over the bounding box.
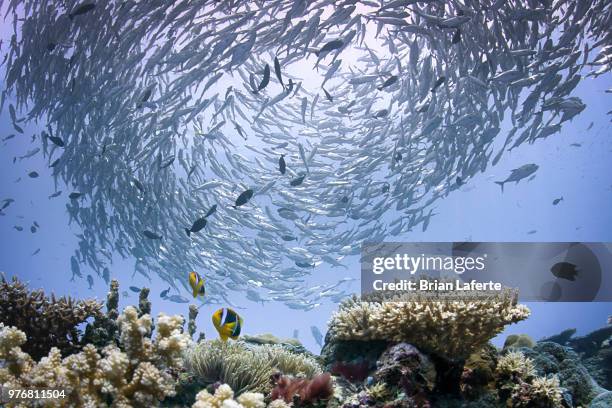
[0,305,191,406]
[542,326,612,391]
[517,342,606,406]
[589,390,612,408]
[327,292,530,359]
[186,339,322,394]
[270,372,334,405]
[460,344,498,400]
[0,274,102,360]
[374,343,436,401]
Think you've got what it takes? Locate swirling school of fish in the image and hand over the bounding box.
[0,0,610,310]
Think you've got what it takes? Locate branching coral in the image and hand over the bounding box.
[328,292,530,359]
[0,306,192,406]
[510,376,564,408]
[192,383,291,408]
[186,340,322,394]
[0,274,103,360]
[495,351,537,382]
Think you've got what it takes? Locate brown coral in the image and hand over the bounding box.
[270,372,333,405]
[0,274,102,360]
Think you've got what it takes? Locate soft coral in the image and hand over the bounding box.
[270,372,334,405]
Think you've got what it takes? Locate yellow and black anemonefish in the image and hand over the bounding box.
[188,271,206,298]
[212,308,243,341]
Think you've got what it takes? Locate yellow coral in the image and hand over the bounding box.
[328,292,530,359]
[0,307,192,407]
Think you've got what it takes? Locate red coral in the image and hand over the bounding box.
[270,372,333,404]
[331,361,370,382]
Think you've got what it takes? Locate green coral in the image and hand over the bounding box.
[503,334,535,350]
[186,340,322,394]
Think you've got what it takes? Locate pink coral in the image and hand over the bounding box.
[270,372,333,404]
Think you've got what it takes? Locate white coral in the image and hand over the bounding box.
[192,384,279,408]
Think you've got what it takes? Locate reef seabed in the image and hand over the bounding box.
[0,278,610,408]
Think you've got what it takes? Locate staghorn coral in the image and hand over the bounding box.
[192,383,291,408]
[270,372,334,405]
[186,340,322,394]
[328,292,530,359]
[510,376,564,408]
[0,274,102,360]
[0,305,192,407]
[82,279,120,348]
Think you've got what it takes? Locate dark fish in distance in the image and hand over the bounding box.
[28,171,39,178]
[68,3,95,20]
[322,87,333,102]
[31,248,40,256]
[278,154,286,174]
[316,39,343,57]
[13,226,23,231]
[48,136,65,147]
[160,286,171,298]
[87,274,94,289]
[257,64,270,92]
[281,235,297,241]
[274,57,284,88]
[186,217,207,236]
[431,76,446,92]
[142,230,162,239]
[205,204,217,218]
[69,192,83,200]
[552,197,563,205]
[495,164,539,192]
[551,262,578,281]
[378,75,398,90]
[30,226,37,233]
[290,174,305,186]
[233,189,254,208]
[129,286,141,293]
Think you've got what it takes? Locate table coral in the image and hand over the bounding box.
[328,292,530,359]
[0,305,192,407]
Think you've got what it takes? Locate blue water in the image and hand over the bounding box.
[0,68,610,353]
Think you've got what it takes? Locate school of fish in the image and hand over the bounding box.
[0,0,610,310]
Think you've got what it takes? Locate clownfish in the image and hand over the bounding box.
[212,308,243,341]
[188,271,206,298]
